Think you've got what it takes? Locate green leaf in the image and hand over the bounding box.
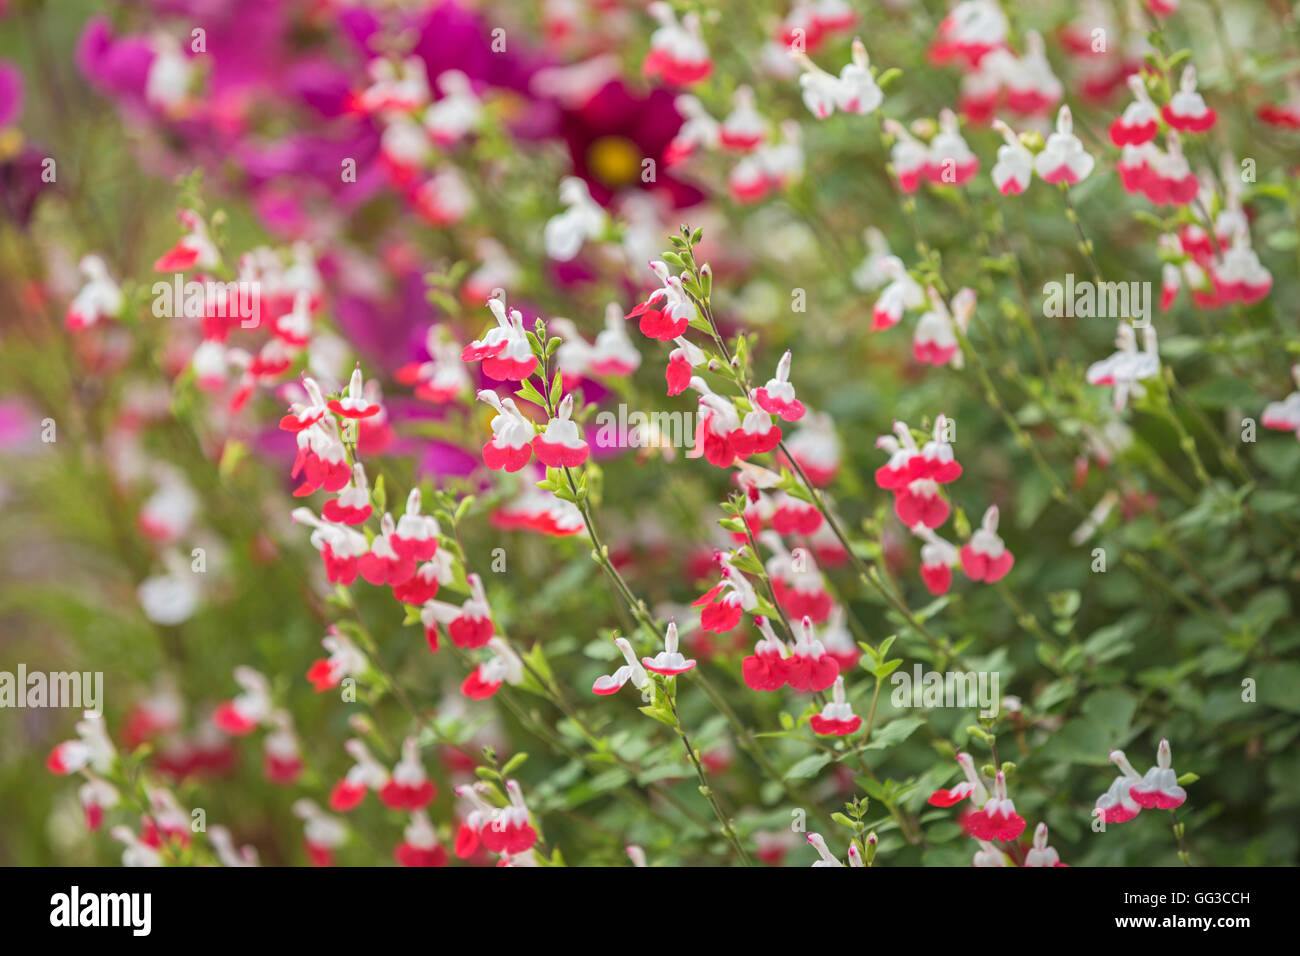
[785,753,832,780]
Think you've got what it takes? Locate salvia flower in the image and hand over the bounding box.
[1110,74,1159,146]
[643,2,713,85]
[47,715,115,776]
[421,572,494,650]
[751,349,807,421]
[292,508,368,585]
[719,85,767,151]
[990,118,1033,195]
[693,553,759,632]
[966,770,1026,841]
[806,832,862,867]
[1086,322,1160,411]
[65,255,123,331]
[533,393,590,467]
[871,256,925,330]
[1024,822,1067,867]
[1261,365,1300,438]
[1033,105,1095,184]
[477,388,535,472]
[321,463,372,526]
[327,365,381,420]
[543,176,607,262]
[306,626,367,692]
[960,505,1015,583]
[592,636,652,696]
[153,208,218,273]
[809,676,862,736]
[395,810,447,867]
[641,620,697,675]
[1162,66,1216,132]
[463,295,537,381]
[293,799,347,867]
[928,0,1007,69]
[1094,749,1146,824]
[1129,738,1189,810]
[742,615,792,691]
[481,779,539,855]
[925,109,979,185]
[378,737,436,811]
[881,119,929,193]
[357,512,417,587]
[212,667,272,736]
[1209,227,1273,305]
[786,615,839,692]
[627,260,695,340]
[461,636,524,699]
[328,739,389,812]
[929,752,990,808]
[912,524,960,595]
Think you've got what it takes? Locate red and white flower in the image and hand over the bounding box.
[642,2,712,86]
[913,286,974,368]
[782,411,841,486]
[481,779,539,855]
[262,712,303,785]
[395,810,447,867]
[770,491,822,534]
[153,209,219,273]
[665,335,707,395]
[1002,31,1061,115]
[926,109,980,185]
[355,55,430,115]
[1024,822,1067,867]
[543,176,607,262]
[693,553,760,633]
[378,737,437,811]
[627,260,695,341]
[592,636,652,696]
[1033,105,1095,184]
[1129,738,1188,810]
[533,393,590,467]
[328,739,389,812]
[392,489,440,561]
[881,119,929,193]
[293,799,347,867]
[912,524,960,595]
[65,255,123,331]
[966,770,1026,841]
[278,376,330,433]
[321,463,373,526]
[306,627,368,692]
[461,637,524,699]
[742,615,792,691]
[292,507,369,585]
[990,118,1033,195]
[719,85,766,151]
[871,257,925,330]
[666,94,719,164]
[422,572,494,650]
[1209,228,1273,305]
[1109,74,1160,146]
[212,667,272,736]
[763,532,832,623]
[641,620,697,675]
[47,715,116,776]
[751,349,806,422]
[1094,749,1145,824]
[1162,65,1216,132]
[1086,322,1160,411]
[290,420,350,496]
[463,295,538,381]
[357,512,417,587]
[1262,366,1300,438]
[785,615,839,692]
[397,327,471,403]
[928,0,1007,69]
[328,365,382,420]
[960,505,1015,583]
[424,69,479,146]
[809,676,862,736]
[477,389,535,472]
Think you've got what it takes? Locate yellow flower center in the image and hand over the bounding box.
[587,135,641,188]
